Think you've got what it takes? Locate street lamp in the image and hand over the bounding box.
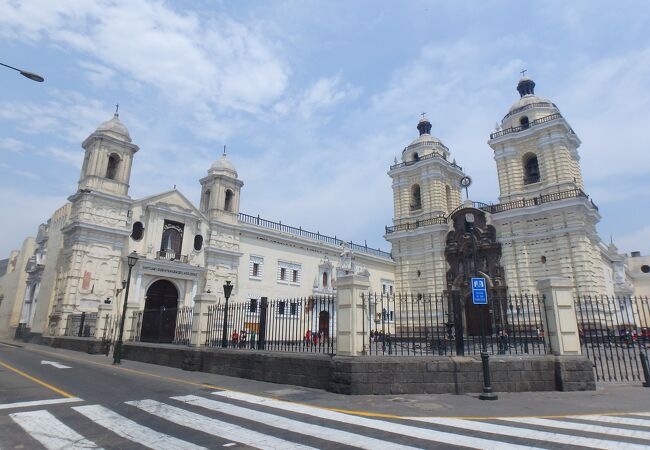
[113,251,139,364]
[221,281,234,348]
[465,212,498,401]
[0,62,44,82]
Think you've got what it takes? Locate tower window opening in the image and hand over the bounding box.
[224,189,234,212]
[322,272,328,288]
[202,189,211,212]
[106,153,120,180]
[410,184,422,211]
[523,154,540,185]
[519,116,529,129]
[412,152,419,161]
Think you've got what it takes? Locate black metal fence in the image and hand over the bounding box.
[575,295,650,383]
[363,292,548,356]
[130,307,193,345]
[99,313,119,355]
[64,312,98,337]
[205,296,336,355]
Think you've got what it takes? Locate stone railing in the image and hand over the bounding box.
[490,113,563,139]
[385,189,598,234]
[391,151,463,171]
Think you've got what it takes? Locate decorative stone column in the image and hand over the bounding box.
[537,277,581,355]
[190,292,217,347]
[336,272,370,356]
[94,303,113,339]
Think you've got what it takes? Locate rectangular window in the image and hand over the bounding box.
[249,298,258,313]
[381,279,394,296]
[290,302,298,316]
[278,301,286,316]
[249,256,263,280]
[277,261,301,285]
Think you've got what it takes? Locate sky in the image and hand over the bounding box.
[1,0,649,258]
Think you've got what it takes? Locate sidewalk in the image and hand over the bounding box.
[8,340,650,419]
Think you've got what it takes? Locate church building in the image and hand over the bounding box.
[0,75,647,342]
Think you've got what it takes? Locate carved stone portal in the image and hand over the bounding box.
[445,207,508,336]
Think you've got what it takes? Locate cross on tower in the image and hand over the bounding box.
[223,144,226,156]
[421,112,426,118]
[520,69,527,77]
[115,103,120,115]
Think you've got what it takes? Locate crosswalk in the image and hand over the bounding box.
[2,390,650,449]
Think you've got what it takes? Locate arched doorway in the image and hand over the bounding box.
[318,310,330,339]
[140,280,178,343]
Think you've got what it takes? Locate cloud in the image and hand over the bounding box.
[0,138,28,152]
[616,225,650,257]
[0,0,289,116]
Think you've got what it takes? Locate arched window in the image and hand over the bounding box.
[523,154,540,184]
[130,221,144,241]
[224,189,234,212]
[322,272,328,288]
[410,184,422,211]
[193,235,203,251]
[202,189,211,212]
[412,152,419,161]
[106,153,120,180]
[520,116,529,129]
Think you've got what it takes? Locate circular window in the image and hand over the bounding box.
[130,221,144,241]
[541,255,547,264]
[194,234,203,251]
[642,265,650,274]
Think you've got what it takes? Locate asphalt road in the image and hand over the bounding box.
[2,341,650,449]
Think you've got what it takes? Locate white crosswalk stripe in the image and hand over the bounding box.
[73,404,206,450]
[212,390,539,449]
[173,394,419,450]
[9,409,101,450]
[3,392,650,450]
[502,416,650,441]
[410,416,649,450]
[126,399,317,450]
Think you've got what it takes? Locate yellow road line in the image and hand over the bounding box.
[0,359,75,398]
[21,345,650,420]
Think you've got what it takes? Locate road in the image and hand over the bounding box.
[1,341,650,449]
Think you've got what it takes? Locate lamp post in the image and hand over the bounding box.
[221,281,234,348]
[465,213,497,401]
[0,62,44,82]
[113,251,139,364]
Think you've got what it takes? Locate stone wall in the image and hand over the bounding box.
[121,343,595,394]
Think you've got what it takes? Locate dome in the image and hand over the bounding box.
[506,76,557,115]
[96,113,131,142]
[209,153,237,176]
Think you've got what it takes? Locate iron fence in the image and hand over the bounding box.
[205,296,336,355]
[100,313,119,355]
[129,307,193,345]
[363,292,548,356]
[64,312,98,337]
[575,295,650,383]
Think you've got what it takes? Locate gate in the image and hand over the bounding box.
[575,295,650,382]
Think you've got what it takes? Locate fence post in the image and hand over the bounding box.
[336,272,370,356]
[78,312,86,337]
[258,297,268,350]
[95,304,113,339]
[537,278,581,355]
[190,292,217,347]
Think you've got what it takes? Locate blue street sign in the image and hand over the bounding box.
[471,277,488,305]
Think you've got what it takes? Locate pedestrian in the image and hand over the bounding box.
[231,329,239,347]
[240,329,247,348]
[312,331,319,347]
[250,330,257,349]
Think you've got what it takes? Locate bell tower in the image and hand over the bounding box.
[78,109,139,197]
[200,149,244,293]
[385,116,465,293]
[489,76,583,203]
[487,76,605,295]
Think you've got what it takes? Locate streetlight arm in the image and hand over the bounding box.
[0,62,44,82]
